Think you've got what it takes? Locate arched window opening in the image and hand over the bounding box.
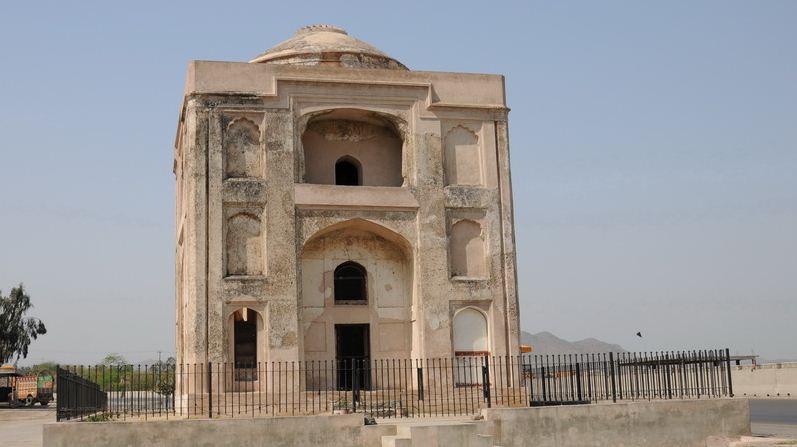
[335,157,361,186]
[453,308,489,386]
[234,307,257,370]
[334,261,367,303]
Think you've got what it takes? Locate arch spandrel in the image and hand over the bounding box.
[296,107,410,142]
[300,218,414,261]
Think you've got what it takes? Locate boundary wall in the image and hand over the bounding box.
[44,399,750,447]
[732,362,797,398]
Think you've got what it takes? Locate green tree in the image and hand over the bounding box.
[17,361,58,376]
[0,284,47,364]
[100,353,127,367]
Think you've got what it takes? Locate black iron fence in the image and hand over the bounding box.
[525,350,733,405]
[56,349,733,421]
[56,367,108,421]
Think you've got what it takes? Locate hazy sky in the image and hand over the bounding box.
[1,1,795,365]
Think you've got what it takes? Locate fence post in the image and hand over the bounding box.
[171,365,176,414]
[526,357,534,404]
[482,355,491,408]
[352,359,359,411]
[417,364,424,401]
[207,362,212,419]
[575,362,583,402]
[55,366,61,421]
[665,352,672,399]
[540,365,547,402]
[725,348,734,397]
[609,352,617,403]
[696,351,703,399]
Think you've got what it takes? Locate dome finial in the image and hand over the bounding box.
[296,24,347,36]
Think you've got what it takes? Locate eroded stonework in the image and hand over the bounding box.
[174,26,521,371]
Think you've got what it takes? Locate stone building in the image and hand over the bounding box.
[173,25,521,377]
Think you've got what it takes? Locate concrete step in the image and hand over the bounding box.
[392,421,497,447]
[470,433,495,447]
[381,435,412,447]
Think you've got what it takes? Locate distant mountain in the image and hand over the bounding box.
[521,331,626,355]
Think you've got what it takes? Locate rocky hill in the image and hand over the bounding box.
[521,331,626,355]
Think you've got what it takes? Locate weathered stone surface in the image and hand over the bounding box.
[482,399,752,447]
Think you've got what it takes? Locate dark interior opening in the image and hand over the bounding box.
[334,262,367,303]
[234,309,257,368]
[335,324,370,390]
[335,158,360,186]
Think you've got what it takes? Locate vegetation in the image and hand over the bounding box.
[101,353,127,367]
[0,284,47,364]
[332,398,351,410]
[17,361,58,376]
[64,354,177,394]
[84,413,114,422]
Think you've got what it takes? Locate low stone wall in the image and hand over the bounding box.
[44,399,751,447]
[732,363,797,398]
[43,413,363,447]
[482,399,750,447]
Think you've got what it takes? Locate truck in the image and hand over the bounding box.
[0,364,53,407]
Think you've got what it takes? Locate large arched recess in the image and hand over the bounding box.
[297,108,409,187]
[299,218,415,388]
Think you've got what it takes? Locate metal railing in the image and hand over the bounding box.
[524,350,734,405]
[56,367,108,421]
[55,349,733,421]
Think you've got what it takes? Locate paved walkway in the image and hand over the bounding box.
[0,407,54,447]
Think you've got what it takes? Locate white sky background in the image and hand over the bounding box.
[0,1,795,365]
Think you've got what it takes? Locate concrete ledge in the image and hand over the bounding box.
[185,61,508,109]
[295,183,419,210]
[43,413,363,447]
[482,399,751,447]
[43,400,752,447]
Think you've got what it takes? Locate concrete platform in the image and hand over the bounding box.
[40,398,756,447]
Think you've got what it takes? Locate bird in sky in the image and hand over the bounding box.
[636,332,643,338]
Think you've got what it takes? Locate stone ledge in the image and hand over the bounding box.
[295,183,419,211]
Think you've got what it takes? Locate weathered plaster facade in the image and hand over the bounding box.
[174,25,521,371]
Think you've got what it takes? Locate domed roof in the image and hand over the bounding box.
[250,25,407,70]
